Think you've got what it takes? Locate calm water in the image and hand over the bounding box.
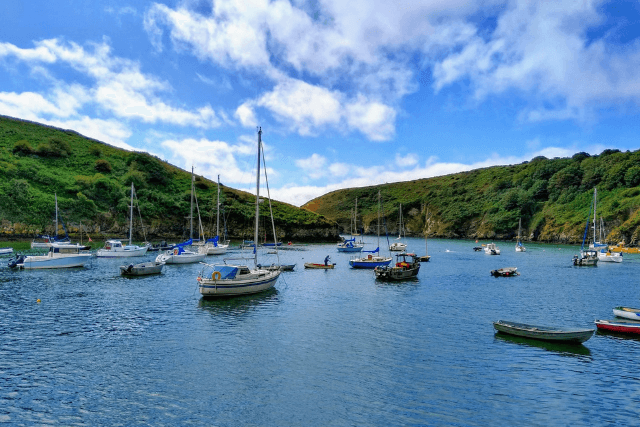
[1,238,640,425]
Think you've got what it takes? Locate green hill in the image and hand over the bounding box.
[303,151,640,245]
[0,116,338,243]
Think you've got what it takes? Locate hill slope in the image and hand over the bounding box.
[303,151,640,245]
[0,116,338,242]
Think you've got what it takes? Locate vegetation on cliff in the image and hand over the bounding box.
[0,116,338,242]
[303,150,640,244]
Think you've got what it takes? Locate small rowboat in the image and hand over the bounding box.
[493,320,595,343]
[612,306,640,321]
[120,261,164,276]
[304,262,335,269]
[490,267,519,277]
[257,263,296,271]
[595,319,640,335]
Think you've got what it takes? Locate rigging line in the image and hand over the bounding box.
[133,185,148,243]
[260,136,280,266]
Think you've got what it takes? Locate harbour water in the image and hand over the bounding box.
[2,238,640,425]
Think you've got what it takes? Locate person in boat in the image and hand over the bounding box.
[324,255,330,266]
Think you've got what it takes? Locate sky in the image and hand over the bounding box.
[2,0,640,206]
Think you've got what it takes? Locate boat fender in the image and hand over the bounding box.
[173,248,179,255]
[212,271,222,280]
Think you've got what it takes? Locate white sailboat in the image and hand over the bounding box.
[591,210,622,263]
[337,198,364,252]
[197,127,281,297]
[349,191,392,269]
[31,194,89,250]
[156,167,206,264]
[515,218,526,252]
[96,183,148,257]
[389,203,408,252]
[573,187,598,266]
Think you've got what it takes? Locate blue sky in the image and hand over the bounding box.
[2,0,640,206]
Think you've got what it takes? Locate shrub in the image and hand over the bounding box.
[12,140,34,155]
[95,159,112,173]
[36,137,72,158]
[90,146,102,157]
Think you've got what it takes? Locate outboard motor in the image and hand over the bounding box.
[8,254,25,269]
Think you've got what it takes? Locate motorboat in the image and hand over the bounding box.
[120,261,164,276]
[484,243,500,255]
[490,267,519,277]
[493,320,595,343]
[374,252,420,280]
[12,243,92,269]
[197,128,281,297]
[612,306,640,321]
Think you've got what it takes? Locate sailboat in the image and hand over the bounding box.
[337,198,364,252]
[349,191,392,269]
[590,211,622,263]
[197,127,281,297]
[515,218,526,252]
[156,167,206,264]
[389,203,407,251]
[202,175,230,255]
[31,194,90,250]
[573,188,598,266]
[96,183,149,257]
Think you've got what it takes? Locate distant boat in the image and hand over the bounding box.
[573,187,598,266]
[349,191,391,269]
[198,173,230,255]
[515,218,526,252]
[591,218,622,262]
[374,252,420,280]
[608,242,640,254]
[156,239,206,264]
[120,261,164,276]
[389,203,407,252]
[0,247,13,255]
[12,243,92,269]
[612,306,640,321]
[595,319,640,335]
[418,208,430,262]
[484,242,500,255]
[493,320,595,344]
[197,127,281,297]
[257,263,295,271]
[337,198,364,253]
[490,267,519,277]
[304,262,335,269]
[31,193,89,249]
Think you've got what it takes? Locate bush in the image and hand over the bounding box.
[13,140,34,155]
[36,137,72,158]
[90,146,102,157]
[95,159,112,173]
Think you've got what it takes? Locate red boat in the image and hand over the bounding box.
[595,319,640,334]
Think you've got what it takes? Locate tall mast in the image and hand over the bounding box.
[190,166,194,240]
[129,182,134,245]
[254,128,262,267]
[217,174,221,238]
[377,190,381,251]
[355,197,358,235]
[593,188,597,244]
[55,193,58,238]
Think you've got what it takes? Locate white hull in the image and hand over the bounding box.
[198,269,280,296]
[613,307,640,320]
[203,243,229,255]
[515,245,526,252]
[96,247,148,257]
[389,242,407,251]
[598,252,622,263]
[31,242,52,249]
[21,253,91,269]
[484,243,500,255]
[156,251,206,264]
[0,247,13,255]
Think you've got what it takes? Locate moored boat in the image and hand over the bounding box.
[257,263,296,271]
[156,240,206,264]
[613,306,640,321]
[13,243,92,269]
[490,267,519,277]
[0,247,13,255]
[493,320,595,343]
[595,319,640,335]
[120,261,164,276]
[598,250,622,263]
[574,188,599,266]
[304,262,335,269]
[374,252,420,280]
[484,243,500,255]
[349,191,392,269]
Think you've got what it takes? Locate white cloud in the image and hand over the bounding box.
[235,102,257,127]
[395,153,419,167]
[295,153,328,179]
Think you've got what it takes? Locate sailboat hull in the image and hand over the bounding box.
[198,270,280,297]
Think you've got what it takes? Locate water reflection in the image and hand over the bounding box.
[494,332,592,357]
[596,329,640,342]
[197,288,279,315]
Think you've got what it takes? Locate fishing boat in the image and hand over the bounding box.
[484,242,500,255]
[493,320,595,343]
[96,183,149,258]
[612,306,640,321]
[515,218,526,252]
[490,267,519,277]
[197,127,281,297]
[120,261,164,276]
[156,239,206,264]
[337,199,364,252]
[389,203,407,252]
[349,191,392,269]
[374,252,420,280]
[573,188,599,266]
[304,262,335,269]
[12,243,92,269]
[595,319,640,335]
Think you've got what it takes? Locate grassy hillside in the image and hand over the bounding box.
[303,151,640,245]
[0,116,338,242]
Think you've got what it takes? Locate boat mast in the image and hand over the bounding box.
[377,190,381,252]
[129,182,134,245]
[55,193,58,238]
[592,187,597,245]
[190,166,194,240]
[254,127,262,267]
[216,174,221,238]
